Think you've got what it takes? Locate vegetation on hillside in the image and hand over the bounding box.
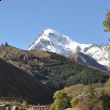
[41,61,108,90]
[50,78,110,110]
[0,45,109,91]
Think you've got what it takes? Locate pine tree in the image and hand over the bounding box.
[5,42,8,46]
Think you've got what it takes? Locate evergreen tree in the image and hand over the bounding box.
[5,42,8,46]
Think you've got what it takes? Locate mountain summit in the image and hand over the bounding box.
[28,28,110,67]
[28,28,91,55]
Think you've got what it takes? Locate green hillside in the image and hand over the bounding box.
[0,45,109,90]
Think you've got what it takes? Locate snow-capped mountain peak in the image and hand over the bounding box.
[28,28,91,55]
[28,28,110,67]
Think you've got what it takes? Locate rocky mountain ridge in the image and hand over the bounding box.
[28,28,110,68]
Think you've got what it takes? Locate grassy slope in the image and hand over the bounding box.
[63,83,104,97]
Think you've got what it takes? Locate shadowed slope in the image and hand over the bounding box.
[0,58,52,104]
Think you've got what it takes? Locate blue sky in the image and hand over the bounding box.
[0,0,110,49]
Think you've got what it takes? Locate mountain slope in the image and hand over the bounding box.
[0,58,52,104]
[70,52,107,71]
[0,45,109,90]
[28,28,110,68]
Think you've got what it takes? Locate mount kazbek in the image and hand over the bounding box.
[28,28,110,71]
